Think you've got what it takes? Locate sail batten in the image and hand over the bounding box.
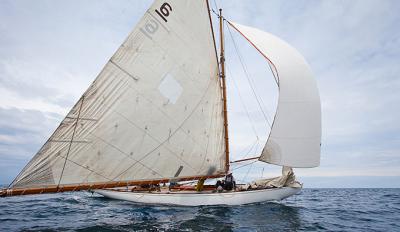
[229,21,321,168]
[9,0,226,192]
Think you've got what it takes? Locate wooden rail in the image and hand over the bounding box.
[0,174,225,197]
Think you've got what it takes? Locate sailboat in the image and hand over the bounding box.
[0,1,321,206]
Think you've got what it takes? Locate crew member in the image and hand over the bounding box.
[224,173,236,191]
[215,180,224,192]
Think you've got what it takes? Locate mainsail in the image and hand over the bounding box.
[229,22,321,168]
[9,0,226,193]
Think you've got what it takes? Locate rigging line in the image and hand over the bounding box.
[206,0,219,70]
[241,140,261,161]
[226,22,278,124]
[211,8,219,17]
[212,0,219,11]
[242,139,260,160]
[226,24,273,128]
[57,96,85,189]
[241,161,254,183]
[247,139,260,157]
[227,23,272,126]
[231,160,258,171]
[252,140,264,161]
[231,139,258,163]
[226,66,259,140]
[235,139,258,158]
[227,21,280,85]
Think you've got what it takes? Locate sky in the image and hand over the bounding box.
[0,0,399,188]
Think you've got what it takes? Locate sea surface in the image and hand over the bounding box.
[0,188,399,231]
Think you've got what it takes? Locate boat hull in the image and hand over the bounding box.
[94,187,301,206]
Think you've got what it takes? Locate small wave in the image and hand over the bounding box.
[1,189,400,231]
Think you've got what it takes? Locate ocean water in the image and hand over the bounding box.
[0,188,399,231]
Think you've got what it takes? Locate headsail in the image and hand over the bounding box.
[229,22,321,168]
[9,0,225,193]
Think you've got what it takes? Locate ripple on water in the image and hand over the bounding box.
[0,189,399,231]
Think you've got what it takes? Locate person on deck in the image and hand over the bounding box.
[215,180,224,192]
[224,173,236,191]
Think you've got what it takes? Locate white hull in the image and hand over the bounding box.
[94,187,301,206]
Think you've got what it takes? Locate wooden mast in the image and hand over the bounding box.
[219,9,230,173]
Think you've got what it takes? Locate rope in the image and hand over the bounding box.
[211,8,219,17]
[231,160,258,171]
[236,139,259,161]
[212,0,219,11]
[241,161,254,183]
[226,66,260,140]
[226,24,273,128]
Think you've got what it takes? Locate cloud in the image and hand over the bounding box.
[0,107,62,156]
[0,107,63,183]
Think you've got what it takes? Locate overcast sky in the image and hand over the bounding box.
[0,0,399,187]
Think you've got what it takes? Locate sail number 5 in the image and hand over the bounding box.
[155,2,172,22]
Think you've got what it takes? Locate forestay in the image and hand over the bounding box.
[10,0,225,190]
[229,22,321,168]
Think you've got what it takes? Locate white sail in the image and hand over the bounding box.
[10,0,225,189]
[229,22,321,168]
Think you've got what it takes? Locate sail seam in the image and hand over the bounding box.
[57,96,85,189]
[110,80,217,181]
[8,93,87,188]
[88,132,164,179]
[110,60,139,81]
